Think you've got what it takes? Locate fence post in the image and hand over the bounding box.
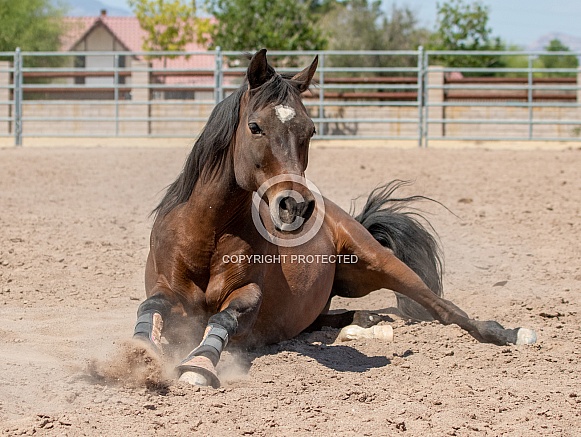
[528,55,534,139]
[318,52,325,136]
[14,48,22,146]
[114,54,119,136]
[131,60,150,136]
[0,60,10,138]
[214,46,223,104]
[426,65,444,143]
[577,66,581,139]
[423,50,429,147]
[577,66,581,103]
[417,46,424,147]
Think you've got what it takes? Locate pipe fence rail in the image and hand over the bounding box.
[1,48,580,146]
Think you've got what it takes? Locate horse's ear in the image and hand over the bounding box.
[247,49,274,90]
[291,55,318,93]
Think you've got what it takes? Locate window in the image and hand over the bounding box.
[74,56,86,85]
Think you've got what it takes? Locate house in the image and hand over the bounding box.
[60,10,217,98]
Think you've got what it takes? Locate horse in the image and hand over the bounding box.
[132,49,536,388]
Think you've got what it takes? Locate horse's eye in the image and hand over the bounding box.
[248,122,263,135]
[311,127,317,137]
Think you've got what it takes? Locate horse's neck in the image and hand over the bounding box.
[186,160,252,234]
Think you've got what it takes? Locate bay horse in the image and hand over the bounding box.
[133,49,536,388]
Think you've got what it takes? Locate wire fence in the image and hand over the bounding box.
[1,48,580,146]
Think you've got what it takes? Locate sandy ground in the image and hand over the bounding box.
[0,145,580,436]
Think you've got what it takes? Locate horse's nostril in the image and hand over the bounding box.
[278,197,314,219]
[271,192,315,231]
[279,196,295,212]
[303,199,315,221]
[278,197,296,224]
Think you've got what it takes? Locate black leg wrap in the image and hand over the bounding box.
[181,320,234,367]
[133,312,155,340]
[208,309,238,334]
[187,345,221,367]
[133,294,173,350]
[136,294,173,316]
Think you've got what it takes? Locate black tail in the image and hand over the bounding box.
[352,180,443,321]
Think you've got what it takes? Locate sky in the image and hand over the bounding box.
[97,0,581,48]
[385,0,581,47]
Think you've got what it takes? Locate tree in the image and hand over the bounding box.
[205,0,327,52]
[128,0,213,56]
[538,39,578,77]
[320,1,428,51]
[429,0,505,71]
[0,0,67,65]
[318,1,430,69]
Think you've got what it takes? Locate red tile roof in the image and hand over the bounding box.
[61,17,96,51]
[61,15,216,80]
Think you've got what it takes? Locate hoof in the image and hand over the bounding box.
[176,356,220,388]
[516,328,537,345]
[132,333,161,355]
[353,311,382,328]
[337,324,394,342]
[179,371,212,386]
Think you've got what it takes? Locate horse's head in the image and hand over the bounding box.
[234,49,318,233]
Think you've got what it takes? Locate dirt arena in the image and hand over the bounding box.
[1,144,580,436]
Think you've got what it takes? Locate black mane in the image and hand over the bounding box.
[152,72,302,219]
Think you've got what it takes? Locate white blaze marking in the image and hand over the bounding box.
[275,104,296,123]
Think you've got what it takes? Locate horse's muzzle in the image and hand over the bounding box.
[270,190,315,232]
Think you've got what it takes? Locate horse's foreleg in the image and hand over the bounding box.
[334,217,536,346]
[176,283,262,388]
[133,293,174,352]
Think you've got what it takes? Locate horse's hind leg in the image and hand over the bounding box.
[304,298,383,332]
[333,212,537,346]
[352,181,445,322]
